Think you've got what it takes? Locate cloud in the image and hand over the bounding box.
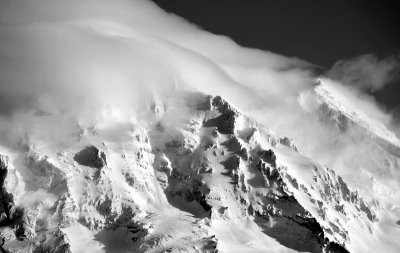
[0,0,315,144]
[325,54,400,92]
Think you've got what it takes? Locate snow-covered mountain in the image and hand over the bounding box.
[1,88,398,252]
[0,0,399,252]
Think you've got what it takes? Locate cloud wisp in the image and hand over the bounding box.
[326,54,400,92]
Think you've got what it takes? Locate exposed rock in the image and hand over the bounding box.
[253,189,325,252]
[0,154,16,233]
[35,229,72,253]
[95,195,113,217]
[0,155,14,228]
[324,242,350,253]
[74,146,107,168]
[0,155,9,184]
[359,199,376,222]
[221,136,248,161]
[257,161,280,185]
[279,137,298,151]
[313,167,377,223]
[163,166,212,216]
[153,153,173,189]
[203,96,239,134]
[0,154,47,251]
[221,155,241,181]
[258,148,276,167]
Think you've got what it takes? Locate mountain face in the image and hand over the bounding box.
[300,79,400,207]
[0,89,390,253]
[0,1,399,252]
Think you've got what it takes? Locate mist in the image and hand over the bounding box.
[326,54,400,92]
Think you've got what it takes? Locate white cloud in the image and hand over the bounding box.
[326,54,399,92]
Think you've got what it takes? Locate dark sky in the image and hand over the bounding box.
[152,0,400,112]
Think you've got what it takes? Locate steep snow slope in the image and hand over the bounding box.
[298,78,400,252]
[313,78,399,148]
[299,79,400,194]
[1,89,395,252]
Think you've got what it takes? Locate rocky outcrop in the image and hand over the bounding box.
[33,229,72,253]
[203,96,240,134]
[74,145,107,168]
[312,167,377,222]
[279,137,298,151]
[0,155,20,243]
[221,136,248,161]
[0,155,13,228]
[0,154,73,252]
[146,95,357,252]
[324,241,350,253]
[165,169,212,215]
[249,156,325,252]
[221,154,241,181]
[258,148,276,167]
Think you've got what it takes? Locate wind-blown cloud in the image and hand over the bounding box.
[0,0,315,145]
[326,54,400,92]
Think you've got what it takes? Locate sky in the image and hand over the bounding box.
[152,0,400,112]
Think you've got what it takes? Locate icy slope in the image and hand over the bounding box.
[313,78,399,148]
[297,78,400,252]
[299,78,400,197]
[1,90,394,252]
